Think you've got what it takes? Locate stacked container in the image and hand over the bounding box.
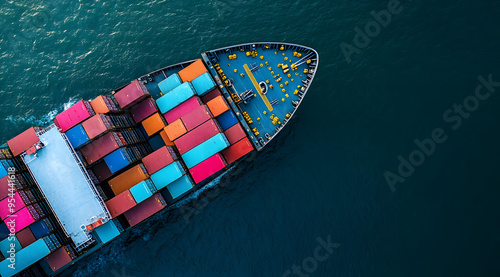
[114,80,150,109]
[90,95,121,114]
[55,100,95,132]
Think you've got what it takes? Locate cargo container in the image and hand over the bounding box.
[29,220,51,239]
[159,130,175,146]
[65,125,89,149]
[163,96,202,124]
[90,95,120,114]
[7,127,43,156]
[108,164,149,195]
[114,80,149,109]
[141,113,166,136]
[165,175,194,199]
[0,148,13,160]
[222,137,254,164]
[93,219,121,244]
[130,179,155,203]
[103,148,130,173]
[163,119,187,141]
[0,235,22,257]
[44,245,73,272]
[105,190,137,218]
[0,192,25,219]
[0,176,13,200]
[0,165,7,180]
[123,194,166,227]
[158,73,182,94]
[174,119,221,155]
[182,133,230,168]
[181,105,212,131]
[142,146,177,175]
[55,101,95,132]
[189,153,227,184]
[0,238,50,277]
[201,88,222,104]
[192,72,216,96]
[80,132,122,165]
[178,59,208,82]
[156,82,196,114]
[147,133,166,151]
[224,123,248,145]
[90,161,113,183]
[0,222,8,241]
[216,110,239,131]
[11,207,36,233]
[16,227,36,248]
[82,114,109,139]
[150,161,185,191]
[130,97,158,123]
[207,95,229,117]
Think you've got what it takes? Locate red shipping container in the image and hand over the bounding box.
[142,146,175,175]
[224,124,247,145]
[55,100,95,132]
[82,114,109,139]
[174,119,221,154]
[124,194,165,227]
[44,246,73,272]
[130,97,158,123]
[189,153,226,184]
[91,162,113,183]
[221,137,254,164]
[181,105,212,131]
[105,190,137,218]
[201,88,222,104]
[16,227,36,247]
[114,80,149,109]
[80,132,121,165]
[163,96,202,124]
[0,175,15,201]
[7,127,41,156]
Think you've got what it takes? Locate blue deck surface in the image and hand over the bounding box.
[213,46,312,142]
[22,128,109,247]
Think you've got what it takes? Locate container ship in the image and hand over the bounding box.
[0,42,318,277]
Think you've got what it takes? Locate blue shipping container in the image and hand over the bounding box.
[156,82,196,114]
[167,175,194,199]
[0,222,8,240]
[216,110,238,131]
[150,161,184,191]
[0,163,7,179]
[29,220,51,239]
[158,73,182,94]
[0,238,50,277]
[104,149,130,173]
[94,220,121,244]
[130,180,154,203]
[182,133,230,168]
[0,235,22,257]
[65,125,90,149]
[192,72,216,96]
[148,134,166,152]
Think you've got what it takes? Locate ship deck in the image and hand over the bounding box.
[22,127,110,248]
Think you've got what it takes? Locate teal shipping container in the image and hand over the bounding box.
[158,73,182,94]
[94,220,121,244]
[130,179,155,203]
[0,235,22,257]
[181,133,230,168]
[150,161,185,191]
[192,72,216,96]
[166,175,194,199]
[156,82,196,114]
[0,238,50,277]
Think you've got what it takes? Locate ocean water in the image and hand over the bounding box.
[1,0,500,276]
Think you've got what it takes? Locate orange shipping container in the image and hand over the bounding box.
[108,164,149,195]
[141,113,166,136]
[178,59,208,82]
[207,96,229,117]
[90,96,111,114]
[159,130,175,146]
[164,119,187,141]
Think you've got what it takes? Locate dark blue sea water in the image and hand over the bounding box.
[1,0,500,276]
